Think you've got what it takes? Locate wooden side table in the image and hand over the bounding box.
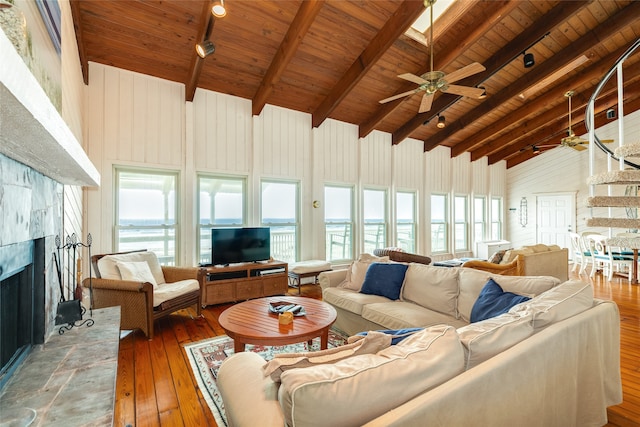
[218,296,337,353]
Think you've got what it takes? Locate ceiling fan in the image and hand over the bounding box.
[379,0,486,113]
[560,90,613,151]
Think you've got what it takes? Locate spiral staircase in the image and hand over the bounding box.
[585,38,640,230]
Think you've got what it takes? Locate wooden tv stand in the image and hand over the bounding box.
[199,260,288,306]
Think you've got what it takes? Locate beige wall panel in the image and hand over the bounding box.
[452,152,471,193]
[472,157,489,195]
[193,89,252,173]
[361,130,392,186]
[256,105,311,178]
[314,119,359,184]
[394,138,423,189]
[425,146,451,193]
[490,162,506,196]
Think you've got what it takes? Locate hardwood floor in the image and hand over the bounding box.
[114,270,639,427]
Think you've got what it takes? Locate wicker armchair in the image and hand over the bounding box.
[83,250,202,338]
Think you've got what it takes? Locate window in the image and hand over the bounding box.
[324,185,353,262]
[261,180,299,263]
[197,175,246,264]
[115,168,178,265]
[454,196,468,252]
[491,197,503,240]
[396,191,416,253]
[430,194,447,253]
[473,196,486,244]
[363,189,387,253]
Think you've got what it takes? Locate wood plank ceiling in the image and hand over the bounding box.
[70,0,640,168]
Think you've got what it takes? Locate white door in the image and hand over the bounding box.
[536,193,576,249]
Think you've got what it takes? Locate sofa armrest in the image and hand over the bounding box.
[218,352,284,426]
[521,249,569,282]
[461,255,523,276]
[161,266,199,283]
[83,277,152,293]
[318,269,348,290]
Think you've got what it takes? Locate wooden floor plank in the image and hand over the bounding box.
[115,272,639,426]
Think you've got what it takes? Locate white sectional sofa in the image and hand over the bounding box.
[216,257,622,427]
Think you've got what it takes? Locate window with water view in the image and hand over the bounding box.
[261,181,299,264]
[363,189,387,254]
[396,191,416,252]
[431,194,447,253]
[325,185,353,262]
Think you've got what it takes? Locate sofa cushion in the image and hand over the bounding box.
[97,251,166,285]
[263,331,392,382]
[457,268,560,322]
[116,261,158,288]
[360,262,408,300]
[338,253,389,291]
[278,325,465,427]
[470,279,531,323]
[153,279,199,307]
[323,287,391,316]
[401,264,459,318]
[361,301,467,331]
[457,310,534,370]
[509,280,594,329]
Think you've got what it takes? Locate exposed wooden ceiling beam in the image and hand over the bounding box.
[312,0,425,129]
[489,78,640,165]
[186,1,215,102]
[391,0,590,146]
[444,1,640,157]
[358,0,509,139]
[507,94,640,168]
[469,46,630,161]
[69,0,89,85]
[252,0,325,117]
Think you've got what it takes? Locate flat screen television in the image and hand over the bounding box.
[211,227,271,265]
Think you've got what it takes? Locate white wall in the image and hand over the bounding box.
[507,108,640,248]
[84,63,508,265]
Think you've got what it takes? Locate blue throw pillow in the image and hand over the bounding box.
[359,262,408,300]
[356,327,424,345]
[470,278,531,323]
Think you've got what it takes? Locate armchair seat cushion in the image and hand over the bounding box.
[153,279,200,307]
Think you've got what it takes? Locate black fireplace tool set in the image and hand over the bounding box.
[54,233,94,334]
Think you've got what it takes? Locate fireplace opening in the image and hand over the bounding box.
[0,238,45,390]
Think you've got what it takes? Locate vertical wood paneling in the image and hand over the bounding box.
[452,152,471,193]
[490,162,507,196]
[314,119,359,184]
[193,90,252,173]
[394,138,423,189]
[257,105,311,179]
[360,131,391,186]
[425,146,451,193]
[472,157,489,195]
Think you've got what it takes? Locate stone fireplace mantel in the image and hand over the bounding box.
[0,30,99,187]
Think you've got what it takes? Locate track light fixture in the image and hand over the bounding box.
[523,51,535,68]
[478,86,487,99]
[437,114,446,129]
[196,40,216,58]
[211,0,227,18]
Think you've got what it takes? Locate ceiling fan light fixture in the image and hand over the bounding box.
[523,52,535,68]
[211,0,227,18]
[437,114,446,129]
[196,40,216,58]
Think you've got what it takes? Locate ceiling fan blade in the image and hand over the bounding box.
[442,84,485,98]
[398,73,428,85]
[379,89,420,104]
[600,139,614,143]
[419,93,434,113]
[444,62,486,84]
[572,144,588,151]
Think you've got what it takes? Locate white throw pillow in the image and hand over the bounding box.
[278,325,465,427]
[116,261,158,288]
[97,251,166,285]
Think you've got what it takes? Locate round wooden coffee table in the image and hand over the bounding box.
[218,296,337,353]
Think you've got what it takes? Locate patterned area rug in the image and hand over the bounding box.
[184,330,347,427]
